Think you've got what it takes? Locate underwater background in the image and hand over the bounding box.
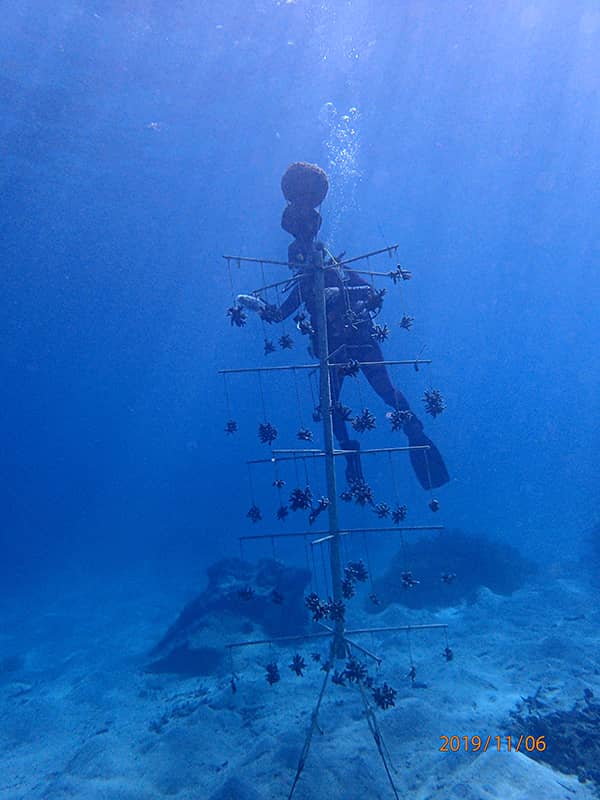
[1,2,600,798]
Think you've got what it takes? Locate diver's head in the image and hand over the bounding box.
[281,162,329,261]
[281,204,322,240]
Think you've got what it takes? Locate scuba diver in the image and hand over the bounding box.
[238,162,449,491]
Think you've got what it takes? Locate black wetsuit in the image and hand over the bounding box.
[273,242,411,455]
[263,239,449,490]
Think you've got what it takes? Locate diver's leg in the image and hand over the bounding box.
[359,343,449,490]
[359,343,410,411]
[329,366,349,441]
[329,360,364,484]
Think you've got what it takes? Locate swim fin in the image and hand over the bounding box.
[404,416,450,490]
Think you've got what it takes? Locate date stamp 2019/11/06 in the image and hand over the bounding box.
[440,735,547,753]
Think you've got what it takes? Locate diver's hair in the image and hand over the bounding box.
[281,162,329,208]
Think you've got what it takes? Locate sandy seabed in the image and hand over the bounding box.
[1,564,598,800]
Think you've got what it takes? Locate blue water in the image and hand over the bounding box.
[1,2,599,796]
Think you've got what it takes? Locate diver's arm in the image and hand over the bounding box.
[236,284,301,324]
[345,268,372,292]
[342,269,376,304]
[272,284,301,321]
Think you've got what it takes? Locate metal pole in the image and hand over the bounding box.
[313,246,345,659]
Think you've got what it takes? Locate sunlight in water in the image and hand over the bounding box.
[319,101,362,245]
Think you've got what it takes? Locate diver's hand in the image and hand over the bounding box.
[236,294,267,313]
[236,294,280,323]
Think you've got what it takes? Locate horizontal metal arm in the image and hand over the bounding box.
[239,525,443,544]
[335,245,399,266]
[224,254,291,267]
[225,621,447,651]
[347,623,448,635]
[224,246,407,297]
[310,525,444,544]
[328,359,430,368]
[239,530,326,542]
[226,630,333,649]
[272,445,430,455]
[219,359,431,376]
[223,245,399,271]
[247,445,431,466]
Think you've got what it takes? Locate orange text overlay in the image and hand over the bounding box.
[439,735,547,753]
